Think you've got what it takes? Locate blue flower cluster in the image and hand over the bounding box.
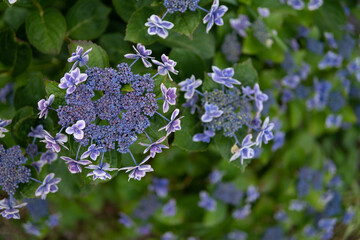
[145,0,228,39]
[180,66,274,165]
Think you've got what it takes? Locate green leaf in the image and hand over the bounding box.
[99,33,132,64]
[112,0,154,22]
[233,59,259,87]
[0,29,16,67]
[25,9,66,54]
[172,108,208,152]
[10,106,37,146]
[4,6,30,30]
[68,40,109,70]
[166,10,201,38]
[125,6,162,45]
[203,201,227,227]
[44,79,66,108]
[12,41,32,76]
[66,0,111,40]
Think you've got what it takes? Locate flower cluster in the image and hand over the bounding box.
[181,66,274,165]
[145,0,228,39]
[284,0,323,11]
[38,44,181,182]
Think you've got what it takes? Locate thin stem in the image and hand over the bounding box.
[234,135,241,145]
[197,6,209,13]
[156,111,170,122]
[31,0,44,16]
[129,57,140,68]
[55,127,65,138]
[9,194,14,208]
[30,177,42,184]
[48,107,57,111]
[75,145,81,161]
[152,72,159,79]
[156,97,164,101]
[100,152,105,165]
[129,151,138,166]
[144,131,153,143]
[195,90,204,96]
[90,138,93,145]
[32,137,36,144]
[161,10,169,20]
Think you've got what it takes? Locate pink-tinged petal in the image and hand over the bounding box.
[147,27,158,35]
[161,83,167,96]
[76,120,86,129]
[124,53,139,59]
[161,21,174,29]
[73,130,84,140]
[47,94,55,105]
[65,127,74,135]
[78,160,92,165]
[157,28,168,39]
[83,47,92,56]
[171,109,180,120]
[66,86,76,94]
[163,101,169,113]
[56,133,68,143]
[77,73,88,84]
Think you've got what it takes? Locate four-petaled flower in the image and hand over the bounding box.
[152,54,179,81]
[201,102,223,123]
[119,159,154,181]
[178,75,202,99]
[61,156,92,174]
[198,191,216,211]
[140,136,169,160]
[68,46,92,71]
[41,130,68,153]
[145,15,174,39]
[0,198,27,219]
[203,0,228,33]
[28,124,44,138]
[159,109,183,135]
[65,120,86,140]
[253,83,269,112]
[80,144,102,161]
[86,163,118,181]
[255,117,274,147]
[35,173,61,200]
[38,94,55,119]
[193,130,215,143]
[230,134,255,164]
[40,150,58,164]
[59,68,88,94]
[208,66,240,88]
[0,119,11,138]
[124,43,154,68]
[161,83,177,113]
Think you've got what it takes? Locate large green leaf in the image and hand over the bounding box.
[112,0,154,22]
[233,59,259,87]
[44,79,66,108]
[166,10,201,38]
[25,9,66,54]
[99,33,132,64]
[4,6,30,30]
[66,0,111,40]
[0,29,16,67]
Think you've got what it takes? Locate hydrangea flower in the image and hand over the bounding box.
[253,83,269,112]
[28,125,44,139]
[140,136,168,159]
[246,185,260,203]
[203,0,228,33]
[61,156,92,174]
[208,169,223,184]
[232,204,251,219]
[38,94,55,119]
[193,130,215,143]
[213,182,243,205]
[201,103,223,123]
[124,43,154,68]
[35,173,61,200]
[178,75,202,99]
[282,74,301,89]
[161,83,177,113]
[287,0,305,10]
[230,134,255,164]
[23,222,41,237]
[318,51,343,69]
[198,191,216,211]
[324,32,337,49]
[289,199,306,211]
[86,163,118,181]
[325,114,342,128]
[118,212,134,228]
[257,7,270,17]
[0,119,11,138]
[255,117,274,147]
[68,46,92,71]
[145,15,174,39]
[40,150,58,164]
[41,130,68,153]
[80,144,102,161]
[308,0,323,10]
[152,54,179,81]
[65,120,86,140]
[183,94,199,114]
[119,159,154,181]
[221,33,242,63]
[208,66,240,88]
[163,199,177,216]
[0,198,27,219]
[59,68,88,94]
[159,109,183,135]
[149,177,169,197]
[230,14,251,37]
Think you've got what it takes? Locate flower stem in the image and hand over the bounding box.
[195,90,204,96]
[156,111,170,122]
[129,151,138,166]
[197,6,209,13]
[30,177,42,184]
[152,72,159,79]
[32,137,36,144]
[129,57,140,68]
[100,152,105,165]
[75,145,81,161]
[156,97,164,101]
[144,131,153,143]
[234,135,240,145]
[162,10,169,20]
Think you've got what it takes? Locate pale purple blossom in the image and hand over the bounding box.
[161,83,177,113]
[80,144,102,160]
[289,199,306,211]
[230,14,251,37]
[232,204,251,219]
[282,74,301,89]
[257,7,270,17]
[59,68,88,94]
[163,199,177,217]
[0,198,27,219]
[183,94,199,114]
[198,191,216,211]
[145,15,174,39]
[86,163,118,181]
[255,117,274,147]
[193,130,215,143]
[287,0,305,10]
[139,136,168,159]
[230,134,255,164]
[308,0,323,11]
[118,212,134,228]
[159,109,183,135]
[28,125,44,138]
[203,0,228,33]
[149,177,169,197]
[246,185,260,203]
[0,119,11,138]
[152,54,179,81]
[201,103,223,123]
[35,173,61,200]
[119,159,154,181]
[61,156,91,174]
[324,32,337,49]
[208,169,224,184]
[178,75,202,99]
[65,120,86,140]
[124,43,154,68]
[325,114,342,128]
[23,222,41,236]
[41,130,68,153]
[67,46,92,71]
[37,94,55,119]
[253,83,269,112]
[40,150,58,164]
[208,66,240,88]
[318,51,343,69]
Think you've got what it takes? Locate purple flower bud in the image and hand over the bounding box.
[193,130,215,143]
[203,0,228,33]
[145,15,174,39]
[80,144,102,161]
[178,75,202,99]
[61,156,92,174]
[68,46,92,71]
[201,103,223,123]
[59,68,88,94]
[124,43,154,68]
[152,54,179,81]
[37,94,55,119]
[208,66,241,88]
[86,162,118,181]
[65,120,86,140]
[161,83,177,113]
[35,173,61,200]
